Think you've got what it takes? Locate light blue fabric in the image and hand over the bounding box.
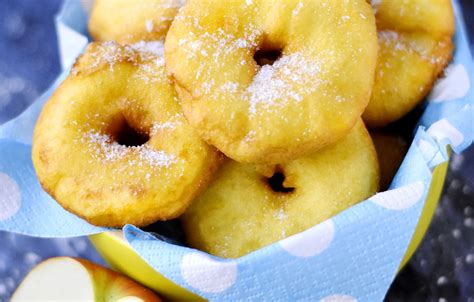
[0,1,472,300]
[419,1,474,153]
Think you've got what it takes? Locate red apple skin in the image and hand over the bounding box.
[75,258,163,302]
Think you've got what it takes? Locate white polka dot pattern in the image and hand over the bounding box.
[181,253,237,293]
[280,219,335,257]
[0,173,21,221]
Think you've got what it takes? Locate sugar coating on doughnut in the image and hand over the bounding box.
[363,0,454,128]
[246,53,322,115]
[378,31,450,66]
[166,0,378,164]
[79,109,183,169]
[89,0,186,43]
[33,42,221,227]
[131,41,165,58]
[83,131,177,167]
[182,121,380,258]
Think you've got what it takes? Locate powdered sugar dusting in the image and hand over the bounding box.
[145,20,154,33]
[275,208,288,221]
[243,130,256,142]
[292,2,304,17]
[73,41,166,78]
[138,147,177,167]
[130,41,167,83]
[177,20,261,61]
[72,41,138,75]
[96,42,135,69]
[131,41,165,57]
[246,52,322,115]
[379,31,406,51]
[172,4,340,117]
[150,114,183,135]
[378,30,446,65]
[83,131,176,168]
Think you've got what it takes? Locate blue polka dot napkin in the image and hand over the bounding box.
[0,1,472,300]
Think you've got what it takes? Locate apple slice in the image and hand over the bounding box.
[11,257,161,301]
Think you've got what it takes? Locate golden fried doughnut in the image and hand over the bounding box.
[370,130,408,190]
[182,121,379,258]
[363,0,455,128]
[32,42,221,227]
[165,0,378,164]
[89,0,185,44]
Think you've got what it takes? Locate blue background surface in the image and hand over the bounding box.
[0,0,472,301]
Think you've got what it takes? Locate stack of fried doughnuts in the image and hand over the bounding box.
[32,0,454,257]
[363,0,455,128]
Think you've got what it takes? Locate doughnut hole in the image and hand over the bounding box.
[253,38,284,66]
[253,48,283,66]
[264,166,295,194]
[114,118,150,147]
[103,112,151,147]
